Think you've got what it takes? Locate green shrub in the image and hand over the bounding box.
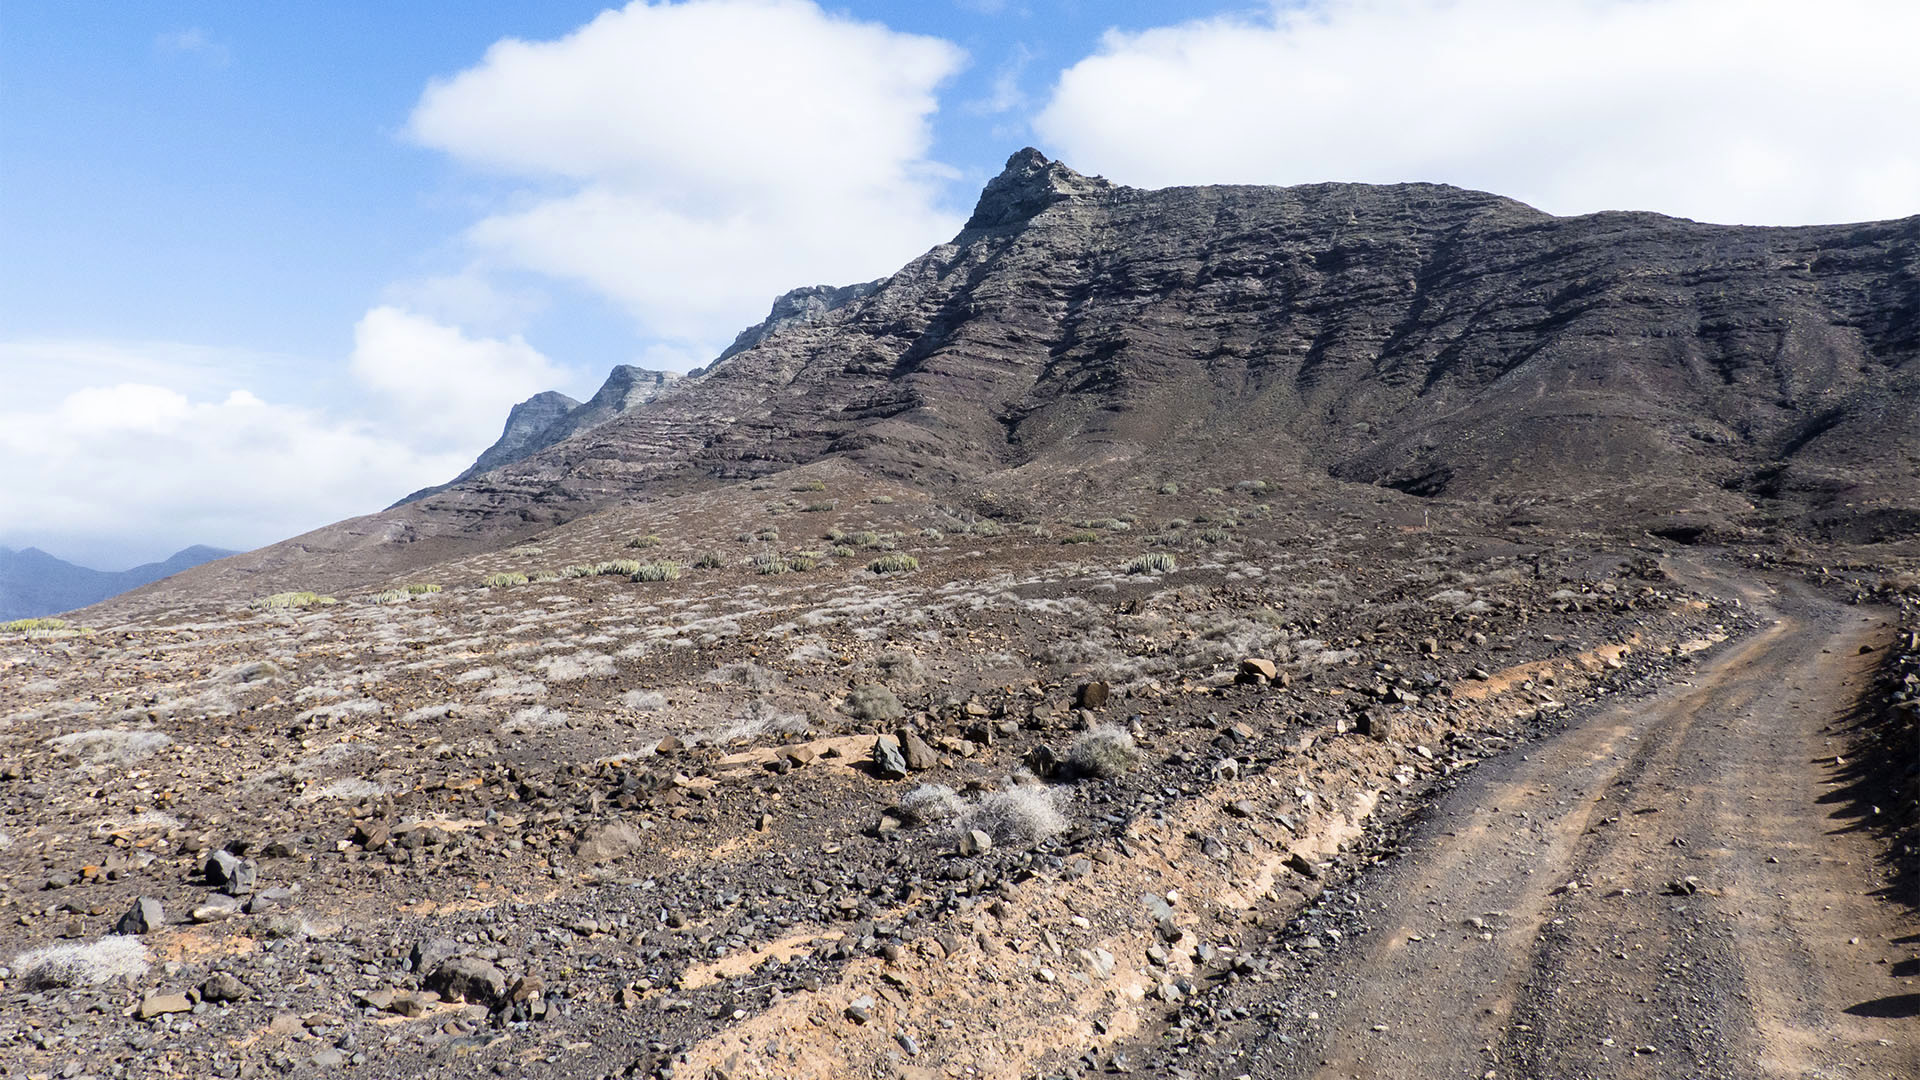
[1061,531,1098,545]
[592,559,642,577]
[631,561,682,582]
[693,552,724,569]
[1158,481,1180,495]
[1198,527,1231,544]
[560,564,596,579]
[403,583,441,595]
[920,527,944,540]
[625,535,663,549]
[868,554,919,574]
[1124,553,1177,575]
[847,530,881,548]
[830,544,857,558]
[527,569,561,583]
[972,520,1006,537]
[753,553,792,575]
[792,479,828,492]
[252,591,337,611]
[786,551,821,571]
[870,495,894,504]
[1020,524,1049,537]
[484,573,530,588]
[755,527,781,541]
[1234,479,1268,493]
[1,617,70,632]
[802,501,835,513]
[1081,517,1131,531]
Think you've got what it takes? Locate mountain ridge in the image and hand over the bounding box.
[0,544,235,620]
[91,148,1920,613]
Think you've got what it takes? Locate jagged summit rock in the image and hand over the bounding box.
[713,282,884,367]
[964,147,1112,231]
[395,367,678,506]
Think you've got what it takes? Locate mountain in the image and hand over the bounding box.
[95,148,1920,611]
[399,282,886,508]
[395,367,682,506]
[0,544,235,620]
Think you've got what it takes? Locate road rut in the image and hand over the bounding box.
[1245,579,1918,1079]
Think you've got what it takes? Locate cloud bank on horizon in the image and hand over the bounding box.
[7,0,1917,568]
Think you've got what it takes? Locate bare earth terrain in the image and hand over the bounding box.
[3,151,1918,1078]
[1123,571,1920,1079]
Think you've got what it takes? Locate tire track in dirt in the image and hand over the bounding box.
[1208,576,1919,1079]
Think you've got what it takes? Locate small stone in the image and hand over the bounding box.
[1075,682,1110,709]
[844,996,874,1024]
[136,993,193,1020]
[426,955,507,1006]
[1239,658,1278,682]
[206,851,258,895]
[191,895,242,923]
[116,897,164,935]
[245,887,295,915]
[410,936,460,974]
[201,972,249,1003]
[958,829,993,857]
[1226,800,1256,819]
[896,729,939,771]
[654,735,684,755]
[870,735,909,781]
[1285,852,1321,880]
[351,821,390,850]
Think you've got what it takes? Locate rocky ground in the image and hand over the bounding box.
[0,470,1791,1080]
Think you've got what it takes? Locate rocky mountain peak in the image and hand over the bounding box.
[963,147,1112,231]
[713,281,883,366]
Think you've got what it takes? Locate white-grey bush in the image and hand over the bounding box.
[13,937,150,988]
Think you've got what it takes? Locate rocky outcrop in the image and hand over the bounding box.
[395,368,679,506]
[711,282,884,367]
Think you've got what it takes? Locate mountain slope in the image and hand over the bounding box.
[0,544,234,620]
[101,148,1920,610]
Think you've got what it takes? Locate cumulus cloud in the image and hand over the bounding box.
[1034,0,1920,226]
[407,0,969,351]
[349,306,571,450]
[0,380,467,561]
[0,310,568,562]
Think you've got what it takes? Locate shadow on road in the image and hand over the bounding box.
[1844,993,1920,1018]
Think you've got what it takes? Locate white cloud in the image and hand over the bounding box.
[0,312,570,563]
[1034,0,1920,225]
[407,0,969,350]
[348,306,571,450]
[0,380,467,563]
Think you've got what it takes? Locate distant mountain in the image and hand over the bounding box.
[0,545,235,621]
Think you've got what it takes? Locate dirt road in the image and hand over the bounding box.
[1212,578,1919,1079]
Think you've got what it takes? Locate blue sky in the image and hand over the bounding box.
[3,0,1915,569]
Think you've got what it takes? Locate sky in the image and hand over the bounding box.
[3,0,1916,569]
